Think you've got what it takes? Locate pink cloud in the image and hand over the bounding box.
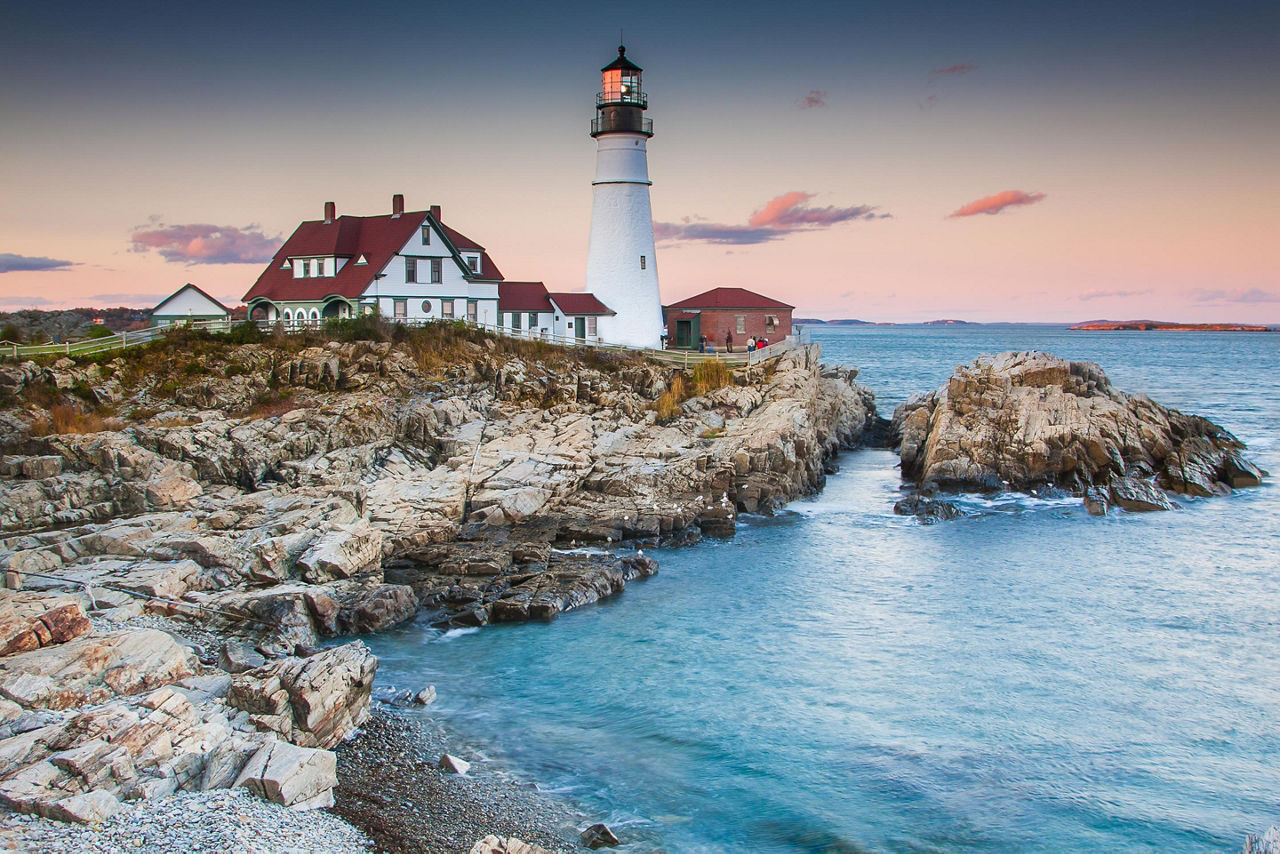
[930,63,978,78]
[658,192,889,245]
[948,190,1046,218]
[799,90,827,109]
[130,223,279,264]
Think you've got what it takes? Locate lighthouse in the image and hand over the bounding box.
[584,45,663,349]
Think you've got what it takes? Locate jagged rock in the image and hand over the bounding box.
[1242,827,1280,854]
[0,597,92,656]
[337,583,417,634]
[21,457,63,480]
[49,788,121,823]
[893,495,963,523]
[227,641,376,749]
[0,629,194,710]
[438,753,470,775]
[296,521,384,583]
[233,736,336,809]
[893,352,1266,508]
[144,474,203,510]
[414,685,436,706]
[1108,477,1179,512]
[470,836,553,854]
[218,639,266,674]
[580,823,621,849]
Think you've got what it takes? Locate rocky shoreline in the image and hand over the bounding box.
[0,325,880,848]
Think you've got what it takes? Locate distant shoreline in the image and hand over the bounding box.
[1068,321,1277,332]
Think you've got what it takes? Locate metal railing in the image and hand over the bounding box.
[1,315,800,368]
[596,91,648,109]
[590,115,654,136]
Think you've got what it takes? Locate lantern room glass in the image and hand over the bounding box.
[601,68,643,105]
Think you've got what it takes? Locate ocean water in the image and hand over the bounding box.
[366,325,1280,852]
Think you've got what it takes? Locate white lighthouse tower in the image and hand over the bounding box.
[585,46,663,349]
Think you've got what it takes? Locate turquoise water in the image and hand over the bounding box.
[367,326,1280,852]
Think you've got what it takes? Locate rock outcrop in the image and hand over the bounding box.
[892,351,1265,513]
[0,330,877,822]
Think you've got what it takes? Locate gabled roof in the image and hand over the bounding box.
[243,209,504,304]
[548,292,615,316]
[499,281,554,313]
[665,287,794,311]
[152,283,230,316]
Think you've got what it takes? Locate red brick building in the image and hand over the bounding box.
[664,287,794,351]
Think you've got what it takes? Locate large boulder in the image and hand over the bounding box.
[892,351,1265,510]
[0,629,195,710]
[232,736,337,809]
[226,641,376,749]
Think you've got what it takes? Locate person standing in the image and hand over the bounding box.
[726,331,734,353]
[747,336,756,352]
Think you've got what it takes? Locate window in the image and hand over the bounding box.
[512,313,522,331]
[441,300,454,319]
[297,261,308,279]
[467,256,478,272]
[430,258,442,283]
[527,312,537,329]
[639,255,646,270]
[736,316,746,334]
[282,309,292,323]
[766,315,777,332]
[587,316,597,337]
[405,258,417,283]
[497,312,505,327]
[421,225,431,245]
[355,254,368,266]
[311,259,324,278]
[421,300,432,314]
[309,308,320,321]
[393,299,407,319]
[466,300,478,323]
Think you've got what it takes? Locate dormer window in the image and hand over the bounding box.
[311,259,324,278]
[280,260,291,270]
[466,256,479,273]
[355,254,368,266]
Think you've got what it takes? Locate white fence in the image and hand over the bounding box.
[1,316,801,367]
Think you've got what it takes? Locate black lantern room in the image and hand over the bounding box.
[591,46,654,137]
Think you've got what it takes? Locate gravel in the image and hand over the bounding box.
[0,787,372,854]
[333,708,588,853]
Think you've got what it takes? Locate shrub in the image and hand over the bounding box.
[84,325,116,340]
[0,324,23,343]
[325,313,388,342]
[690,359,733,396]
[225,321,264,345]
[654,375,685,422]
[47,404,115,434]
[223,362,248,378]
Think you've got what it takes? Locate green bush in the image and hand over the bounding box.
[225,321,264,345]
[85,325,116,340]
[324,313,388,342]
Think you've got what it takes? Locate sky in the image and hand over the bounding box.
[2,0,1277,323]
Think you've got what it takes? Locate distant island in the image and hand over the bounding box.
[794,318,877,326]
[921,319,974,326]
[1070,319,1276,332]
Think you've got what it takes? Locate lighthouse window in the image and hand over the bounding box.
[640,255,646,270]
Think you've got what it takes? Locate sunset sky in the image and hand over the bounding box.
[2,0,1277,322]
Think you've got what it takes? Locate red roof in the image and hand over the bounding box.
[665,287,794,311]
[499,281,554,313]
[243,210,504,303]
[548,292,615,316]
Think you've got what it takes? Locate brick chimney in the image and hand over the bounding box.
[430,204,441,221]
[392,194,404,217]
[324,201,336,223]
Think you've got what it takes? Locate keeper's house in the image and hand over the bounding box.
[496,281,615,343]
[243,195,505,327]
[150,283,230,327]
[663,287,794,350]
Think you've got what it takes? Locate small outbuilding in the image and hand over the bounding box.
[664,287,794,351]
[150,283,230,327]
